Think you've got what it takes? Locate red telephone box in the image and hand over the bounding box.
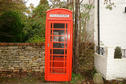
[45,8,73,81]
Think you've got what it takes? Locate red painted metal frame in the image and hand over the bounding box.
[45,8,73,81]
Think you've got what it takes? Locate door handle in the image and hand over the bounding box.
[48,43,49,47]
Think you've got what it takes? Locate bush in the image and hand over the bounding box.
[27,35,45,43]
[70,73,84,84]
[0,11,25,42]
[114,46,122,59]
[25,0,49,42]
[78,42,95,78]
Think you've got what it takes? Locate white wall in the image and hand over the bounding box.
[106,47,126,80]
[107,59,126,80]
[100,0,126,48]
[95,47,126,80]
[94,53,107,78]
[94,0,126,80]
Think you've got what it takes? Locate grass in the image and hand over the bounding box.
[70,73,84,84]
[64,73,84,84]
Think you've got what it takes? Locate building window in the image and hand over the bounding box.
[122,49,126,58]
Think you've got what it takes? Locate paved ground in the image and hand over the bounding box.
[0,77,68,84]
[0,72,95,84]
[1,72,126,84]
[0,72,68,84]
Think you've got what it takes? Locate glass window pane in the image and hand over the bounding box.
[50,30,52,35]
[51,23,52,28]
[54,23,65,28]
[50,49,53,54]
[53,49,64,54]
[53,30,64,35]
[53,62,64,67]
[50,36,64,42]
[53,49,67,54]
[53,36,64,42]
[53,43,64,48]
[53,56,65,61]
[51,68,65,73]
[50,56,67,61]
[66,24,67,29]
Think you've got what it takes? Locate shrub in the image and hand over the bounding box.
[27,35,45,43]
[78,42,95,78]
[70,73,84,84]
[114,46,122,59]
[0,11,25,42]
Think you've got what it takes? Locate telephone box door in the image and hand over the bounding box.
[45,20,72,81]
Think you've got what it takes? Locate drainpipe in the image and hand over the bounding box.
[98,0,100,54]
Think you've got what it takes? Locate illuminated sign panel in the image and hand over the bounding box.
[50,14,69,18]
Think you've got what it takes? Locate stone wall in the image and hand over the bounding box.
[0,43,45,72]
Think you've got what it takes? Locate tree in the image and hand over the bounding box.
[49,0,67,8]
[0,11,25,42]
[73,0,80,74]
[25,0,49,42]
[72,0,95,75]
[0,0,27,14]
[39,0,48,4]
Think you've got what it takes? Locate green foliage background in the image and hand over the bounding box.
[0,0,49,43]
[0,0,27,15]
[0,11,25,42]
[26,0,49,42]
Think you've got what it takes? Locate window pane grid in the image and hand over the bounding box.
[50,23,68,74]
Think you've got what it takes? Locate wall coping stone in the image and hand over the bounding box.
[0,43,45,46]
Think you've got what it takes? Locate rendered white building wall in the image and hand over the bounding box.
[100,0,126,48]
[95,47,126,80]
[106,47,126,80]
[94,53,107,78]
[94,0,126,80]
